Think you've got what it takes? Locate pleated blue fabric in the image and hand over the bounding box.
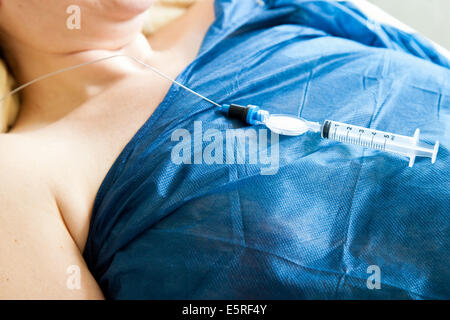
[84,0,450,299]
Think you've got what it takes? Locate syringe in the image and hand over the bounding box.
[222,104,440,167]
[321,120,439,167]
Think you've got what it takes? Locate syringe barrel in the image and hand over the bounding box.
[321,120,439,166]
[322,120,404,153]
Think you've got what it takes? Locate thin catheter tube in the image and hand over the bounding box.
[0,54,222,108]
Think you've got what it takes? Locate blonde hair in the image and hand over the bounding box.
[0,59,19,133]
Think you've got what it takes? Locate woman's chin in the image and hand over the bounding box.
[102,0,155,20]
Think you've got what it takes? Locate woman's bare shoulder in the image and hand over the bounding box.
[0,133,104,299]
[0,133,56,199]
[0,133,42,175]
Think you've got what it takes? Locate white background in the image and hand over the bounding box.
[369,0,450,50]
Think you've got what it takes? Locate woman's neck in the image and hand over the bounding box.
[8,0,215,133]
[9,33,154,133]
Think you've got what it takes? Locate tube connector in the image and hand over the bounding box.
[222,104,268,125]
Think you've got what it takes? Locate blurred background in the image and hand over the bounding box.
[369,0,450,50]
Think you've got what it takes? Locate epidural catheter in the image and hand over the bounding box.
[0,54,439,167]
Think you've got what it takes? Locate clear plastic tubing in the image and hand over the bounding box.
[321,120,439,167]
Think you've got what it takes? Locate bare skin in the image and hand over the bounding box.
[0,0,215,299]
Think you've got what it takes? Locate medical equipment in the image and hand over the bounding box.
[222,103,439,167]
[0,55,439,167]
[321,120,439,167]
